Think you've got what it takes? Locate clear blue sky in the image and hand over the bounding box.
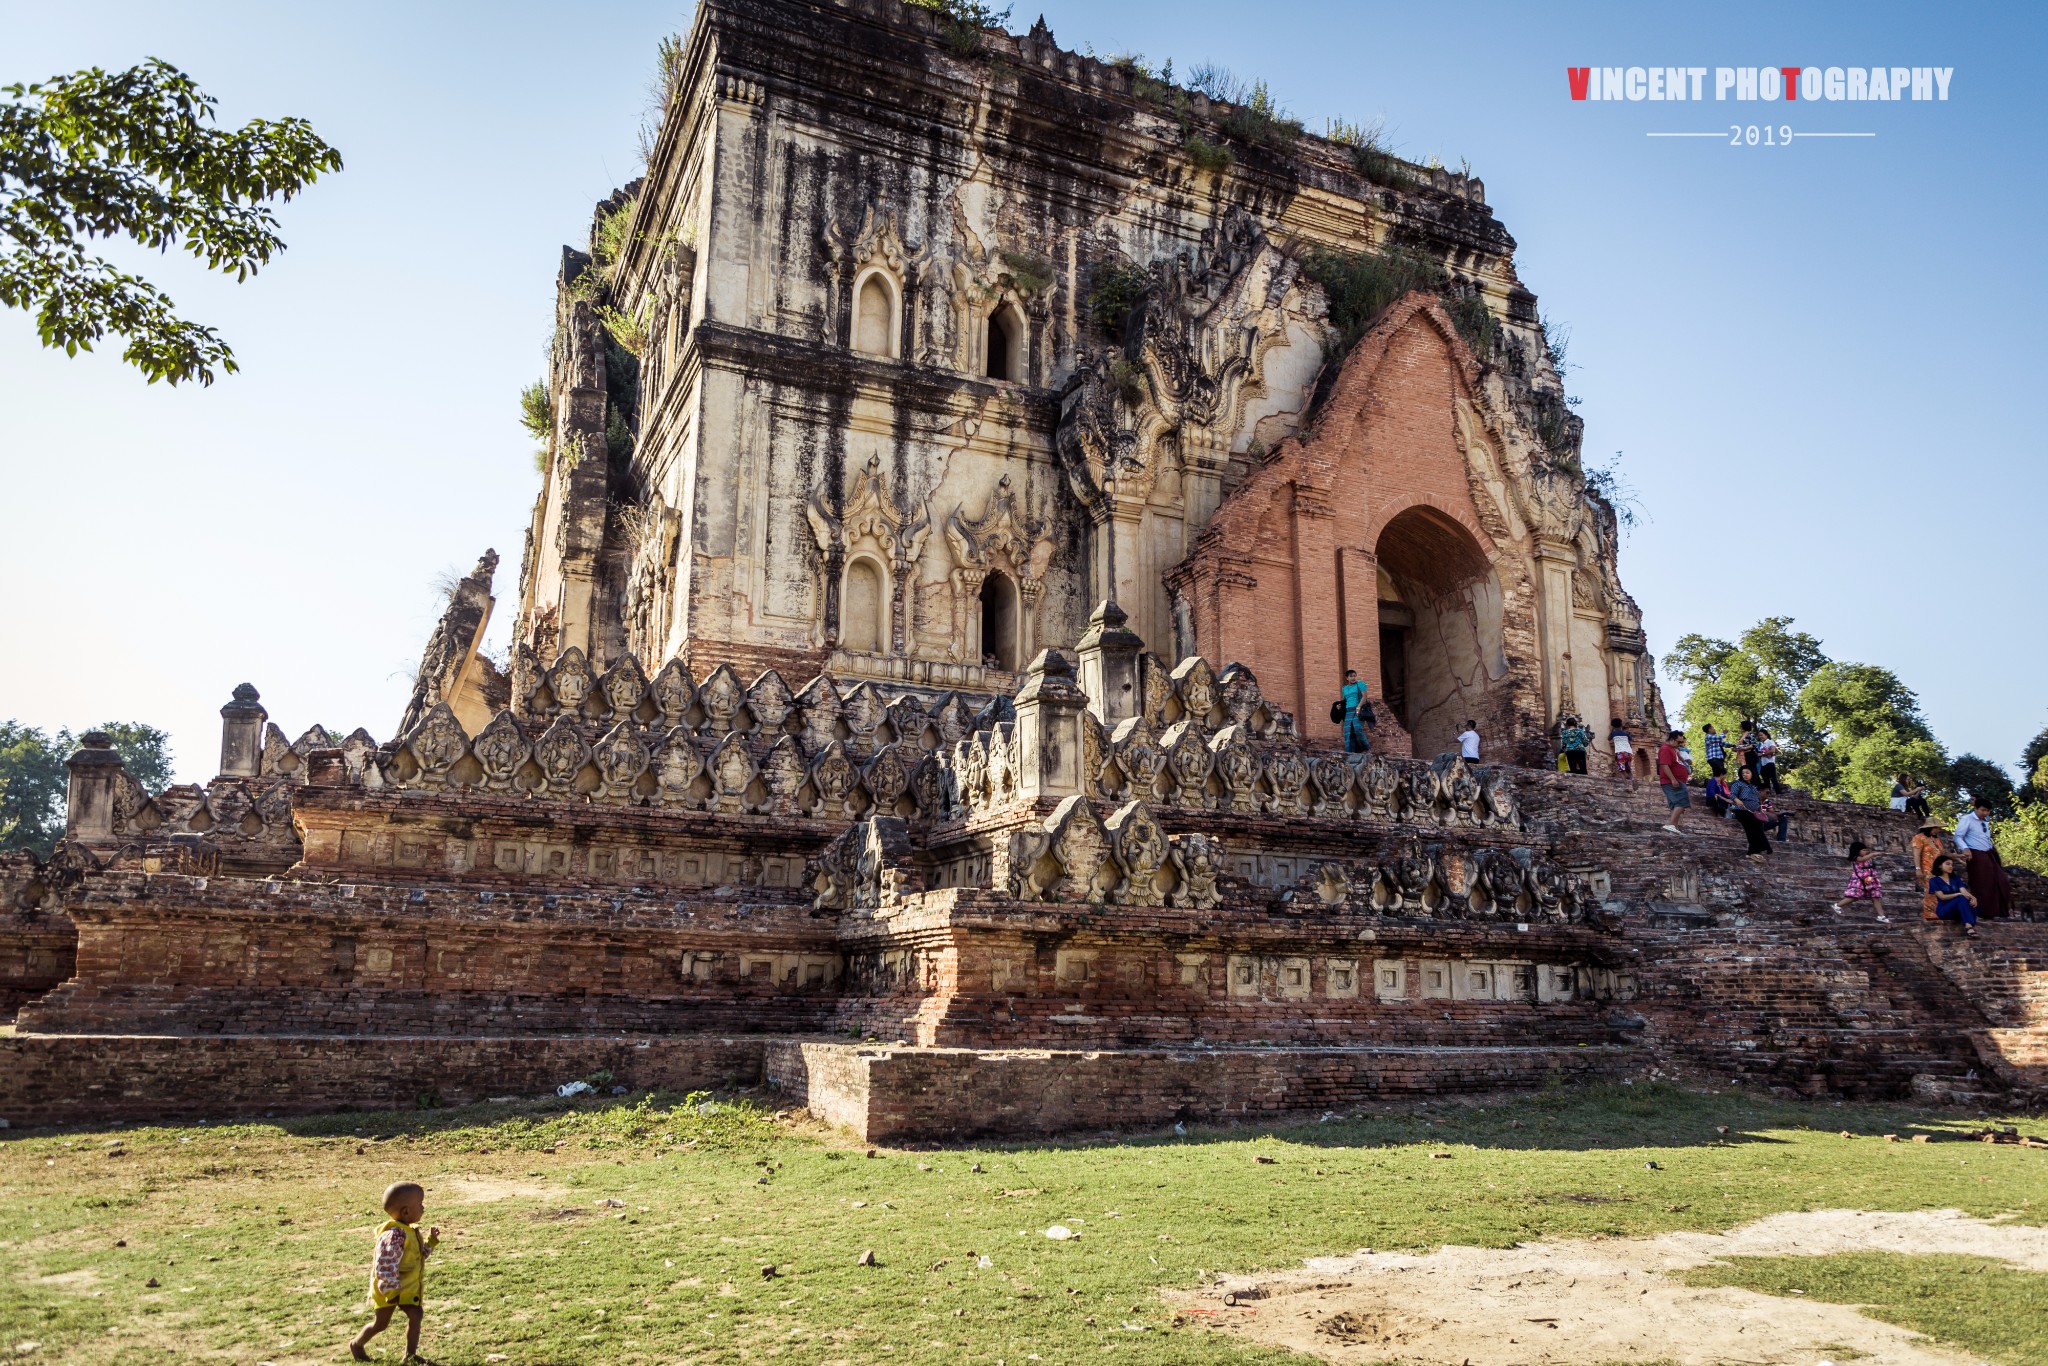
[3,1,2042,785]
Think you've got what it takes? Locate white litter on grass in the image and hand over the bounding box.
[1044,1225,1076,1240]
[556,1080,596,1098]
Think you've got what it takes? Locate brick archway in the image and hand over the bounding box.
[1371,504,1502,757]
[1168,292,1537,755]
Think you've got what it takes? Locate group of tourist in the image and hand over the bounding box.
[1329,677,2016,937]
[1837,801,2016,937]
[1652,730,1782,856]
[1648,730,2017,935]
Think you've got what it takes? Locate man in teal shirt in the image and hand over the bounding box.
[1341,670,1375,755]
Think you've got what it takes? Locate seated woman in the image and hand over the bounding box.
[1927,855,1979,938]
[1892,773,1932,820]
[1727,766,1772,859]
[1703,771,1734,819]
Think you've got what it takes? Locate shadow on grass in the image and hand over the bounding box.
[64,1079,2007,1162]
[930,1079,2029,1157]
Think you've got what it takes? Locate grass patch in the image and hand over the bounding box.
[1086,260,1150,336]
[1299,244,1447,354]
[1184,133,1232,174]
[2,1083,2043,1364]
[1684,1251,2048,1365]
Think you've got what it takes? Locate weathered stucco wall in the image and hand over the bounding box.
[508,0,1615,724]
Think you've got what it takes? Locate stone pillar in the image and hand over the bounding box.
[1012,648,1089,802]
[65,731,125,842]
[1076,599,1144,727]
[218,683,267,778]
[1532,541,1577,724]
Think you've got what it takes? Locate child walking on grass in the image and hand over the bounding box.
[349,1181,439,1362]
[1833,839,1888,921]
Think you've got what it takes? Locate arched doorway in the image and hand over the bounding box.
[978,572,1018,671]
[1371,506,1503,756]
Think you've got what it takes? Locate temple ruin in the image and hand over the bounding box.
[1,0,2041,1137]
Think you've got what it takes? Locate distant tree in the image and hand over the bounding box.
[0,718,175,857]
[0,721,67,855]
[1997,766,2048,874]
[1947,752,2016,817]
[1664,617,1828,771]
[92,721,174,795]
[2019,725,2048,804]
[1,59,342,385]
[1794,661,1947,807]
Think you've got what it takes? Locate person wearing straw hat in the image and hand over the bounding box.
[1910,815,1949,922]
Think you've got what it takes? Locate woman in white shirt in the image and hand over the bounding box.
[1609,717,1633,778]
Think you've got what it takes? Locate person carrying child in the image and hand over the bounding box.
[350,1181,441,1362]
[1926,854,1979,938]
[1833,839,1888,921]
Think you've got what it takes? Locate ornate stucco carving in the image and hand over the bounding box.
[1055,210,1303,518]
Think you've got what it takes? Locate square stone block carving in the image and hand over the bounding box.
[991,954,1023,992]
[1175,952,1208,988]
[1325,956,1359,1000]
[1419,959,1452,1000]
[1453,962,1496,1001]
[1277,955,1311,1000]
[1536,962,1576,1002]
[1375,958,1407,1001]
[1227,953,1260,999]
[1055,949,1098,987]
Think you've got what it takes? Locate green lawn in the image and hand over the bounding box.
[2,1081,2043,1365]
[1685,1251,2048,1366]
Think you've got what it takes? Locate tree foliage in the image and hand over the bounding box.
[1946,753,2016,816]
[0,721,66,855]
[0,719,173,857]
[1997,778,2048,875]
[2019,726,2048,803]
[1662,617,1978,808]
[1795,662,1946,806]
[1664,617,1827,770]
[0,59,342,385]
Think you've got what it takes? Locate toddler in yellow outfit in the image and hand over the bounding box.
[349,1181,439,1361]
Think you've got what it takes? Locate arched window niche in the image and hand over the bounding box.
[978,571,1019,671]
[852,268,900,359]
[842,556,889,654]
[985,302,1025,382]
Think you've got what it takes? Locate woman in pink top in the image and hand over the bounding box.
[1833,839,1887,921]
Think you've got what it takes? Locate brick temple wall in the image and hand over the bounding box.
[826,889,1630,1049]
[0,1034,767,1128]
[0,910,74,1021]
[770,1041,1630,1142]
[18,875,841,1037]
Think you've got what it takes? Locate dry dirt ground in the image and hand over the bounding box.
[1169,1208,2048,1366]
